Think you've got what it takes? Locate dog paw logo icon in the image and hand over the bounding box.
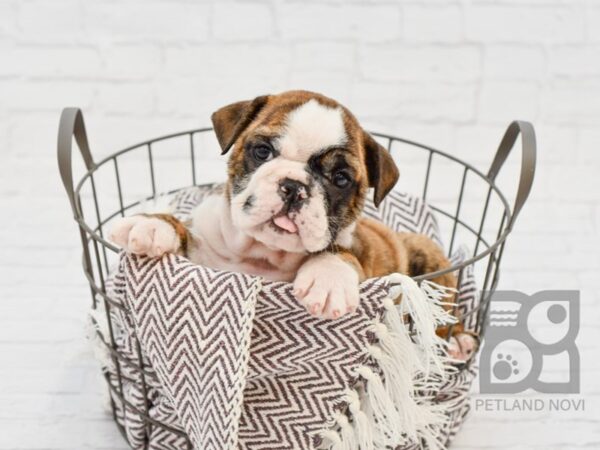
[480,290,580,394]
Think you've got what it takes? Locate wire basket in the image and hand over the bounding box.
[58,108,536,448]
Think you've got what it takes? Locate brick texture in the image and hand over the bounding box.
[1,0,599,449]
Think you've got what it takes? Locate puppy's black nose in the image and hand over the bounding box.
[279,178,308,207]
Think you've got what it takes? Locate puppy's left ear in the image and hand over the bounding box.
[211,95,269,154]
[363,131,400,207]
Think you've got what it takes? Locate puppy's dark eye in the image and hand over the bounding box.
[332,171,351,188]
[252,145,274,162]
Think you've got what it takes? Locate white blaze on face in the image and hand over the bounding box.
[276,99,347,162]
[230,99,349,253]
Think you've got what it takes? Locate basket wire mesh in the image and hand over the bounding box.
[58,108,536,448]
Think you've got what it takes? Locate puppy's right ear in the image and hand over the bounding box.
[211,95,269,154]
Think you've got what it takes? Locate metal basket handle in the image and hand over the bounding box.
[487,120,536,231]
[57,107,94,218]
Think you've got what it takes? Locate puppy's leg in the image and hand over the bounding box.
[109,214,189,257]
[396,233,457,290]
[397,232,478,361]
[293,251,361,320]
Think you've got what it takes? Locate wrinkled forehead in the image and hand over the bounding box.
[252,98,355,162]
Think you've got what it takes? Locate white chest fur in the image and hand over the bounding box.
[187,194,306,281]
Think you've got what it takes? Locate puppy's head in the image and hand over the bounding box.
[212,90,399,253]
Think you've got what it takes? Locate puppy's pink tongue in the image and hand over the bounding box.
[273,215,298,233]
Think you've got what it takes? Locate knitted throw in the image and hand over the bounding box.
[92,186,479,450]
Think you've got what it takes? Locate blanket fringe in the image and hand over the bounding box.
[87,307,113,371]
[344,389,374,450]
[319,412,364,450]
[318,274,455,450]
[388,274,456,379]
[336,413,358,450]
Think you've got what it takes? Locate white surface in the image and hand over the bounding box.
[1,1,599,449]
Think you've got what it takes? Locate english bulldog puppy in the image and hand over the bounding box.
[110,90,477,361]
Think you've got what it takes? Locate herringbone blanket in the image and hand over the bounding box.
[94,186,479,450]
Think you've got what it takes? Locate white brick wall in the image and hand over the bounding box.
[1,0,599,449]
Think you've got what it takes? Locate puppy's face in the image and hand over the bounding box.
[212,91,399,253]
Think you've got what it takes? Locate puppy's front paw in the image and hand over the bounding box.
[109,216,180,257]
[293,254,360,320]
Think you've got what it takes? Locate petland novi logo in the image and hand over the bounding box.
[479,290,580,394]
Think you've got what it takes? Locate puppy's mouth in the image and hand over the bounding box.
[269,213,298,234]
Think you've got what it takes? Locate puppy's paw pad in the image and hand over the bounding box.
[448,333,478,362]
[110,216,180,257]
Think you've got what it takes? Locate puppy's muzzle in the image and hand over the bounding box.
[279,178,309,212]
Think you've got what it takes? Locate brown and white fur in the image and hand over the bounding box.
[110,90,477,361]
